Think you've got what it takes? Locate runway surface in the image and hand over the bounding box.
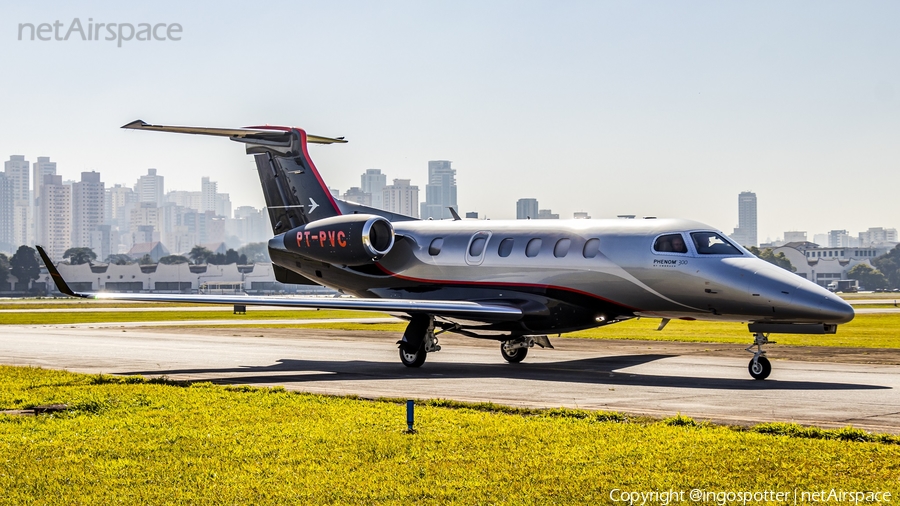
[2,325,899,433]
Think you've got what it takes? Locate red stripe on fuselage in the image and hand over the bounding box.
[374,263,641,312]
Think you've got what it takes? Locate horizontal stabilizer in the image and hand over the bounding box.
[121,120,348,144]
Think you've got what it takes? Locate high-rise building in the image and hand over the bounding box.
[465,212,479,219]
[71,171,105,250]
[232,205,269,244]
[342,187,372,207]
[4,156,30,202]
[32,156,57,242]
[39,175,71,259]
[5,155,31,247]
[731,191,757,247]
[859,227,898,246]
[516,198,539,220]
[90,224,114,262]
[383,179,419,218]
[167,190,202,211]
[130,202,160,244]
[828,229,851,248]
[106,184,137,231]
[421,160,457,220]
[215,193,231,219]
[574,212,591,219]
[537,209,559,220]
[784,231,807,243]
[361,169,387,210]
[135,168,165,206]
[0,173,13,251]
[201,177,217,213]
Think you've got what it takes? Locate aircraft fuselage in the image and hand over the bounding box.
[268,217,854,336]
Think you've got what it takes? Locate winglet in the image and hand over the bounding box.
[448,207,462,221]
[35,246,82,298]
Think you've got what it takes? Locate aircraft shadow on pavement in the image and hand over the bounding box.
[122,353,888,391]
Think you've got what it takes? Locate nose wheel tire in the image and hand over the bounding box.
[500,343,528,363]
[748,356,771,380]
[399,342,427,368]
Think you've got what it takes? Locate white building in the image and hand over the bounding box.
[51,261,330,295]
[0,173,14,251]
[859,227,898,246]
[135,168,165,206]
[342,187,372,207]
[4,155,31,247]
[39,174,71,259]
[828,229,852,248]
[361,169,387,210]
[775,241,879,287]
[383,179,419,218]
[516,198,539,220]
[784,231,807,243]
[71,171,105,251]
[32,156,56,243]
[421,160,457,220]
[732,191,757,247]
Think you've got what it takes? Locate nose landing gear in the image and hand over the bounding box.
[746,332,774,380]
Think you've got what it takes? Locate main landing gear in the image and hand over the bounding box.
[500,335,554,364]
[397,315,441,368]
[746,332,774,380]
[397,315,555,367]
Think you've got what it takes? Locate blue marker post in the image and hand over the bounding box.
[406,400,415,433]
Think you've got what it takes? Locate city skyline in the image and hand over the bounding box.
[4,152,896,259]
[2,2,898,242]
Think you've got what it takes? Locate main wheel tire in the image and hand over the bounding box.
[748,356,771,380]
[399,342,427,368]
[500,343,528,363]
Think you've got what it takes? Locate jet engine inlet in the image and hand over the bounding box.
[283,214,395,265]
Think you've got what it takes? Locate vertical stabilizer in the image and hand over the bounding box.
[241,129,343,233]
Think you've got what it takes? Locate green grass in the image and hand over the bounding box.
[568,314,900,348]
[840,292,900,300]
[0,301,212,310]
[0,366,898,503]
[0,309,392,325]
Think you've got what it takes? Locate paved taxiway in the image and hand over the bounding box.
[2,325,899,433]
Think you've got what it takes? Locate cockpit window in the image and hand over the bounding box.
[691,232,742,255]
[653,234,687,253]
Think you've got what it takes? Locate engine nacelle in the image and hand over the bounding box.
[282,214,395,266]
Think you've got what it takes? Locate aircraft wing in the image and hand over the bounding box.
[37,247,522,322]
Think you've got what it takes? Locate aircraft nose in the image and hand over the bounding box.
[794,287,855,324]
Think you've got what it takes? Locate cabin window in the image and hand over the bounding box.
[653,234,688,253]
[525,238,542,257]
[553,238,571,258]
[428,238,443,256]
[691,232,742,255]
[469,237,487,257]
[583,238,600,258]
[498,238,514,257]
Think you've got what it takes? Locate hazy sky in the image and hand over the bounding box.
[2,1,898,242]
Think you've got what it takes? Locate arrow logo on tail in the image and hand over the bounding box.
[308,198,319,215]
